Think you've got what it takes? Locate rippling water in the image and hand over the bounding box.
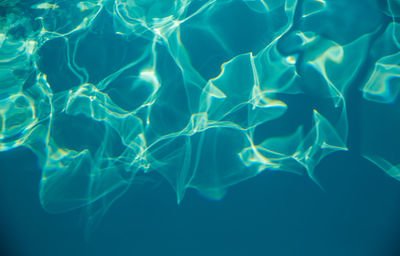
[1,0,400,255]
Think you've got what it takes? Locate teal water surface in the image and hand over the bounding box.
[1,0,400,255]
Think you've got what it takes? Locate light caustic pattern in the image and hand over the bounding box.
[0,0,399,226]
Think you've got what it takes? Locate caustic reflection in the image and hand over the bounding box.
[0,0,399,231]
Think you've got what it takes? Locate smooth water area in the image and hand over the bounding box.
[0,0,400,255]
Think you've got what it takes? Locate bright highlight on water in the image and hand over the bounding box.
[0,0,399,232]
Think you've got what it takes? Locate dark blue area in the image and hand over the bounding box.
[1,148,400,256]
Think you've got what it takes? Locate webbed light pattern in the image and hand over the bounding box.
[0,0,398,229]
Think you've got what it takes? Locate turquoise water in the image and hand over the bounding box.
[1,0,400,255]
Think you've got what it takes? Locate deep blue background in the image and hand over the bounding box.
[1,146,400,256]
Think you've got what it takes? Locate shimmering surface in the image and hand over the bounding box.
[1,0,400,255]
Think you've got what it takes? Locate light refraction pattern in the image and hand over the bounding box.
[0,0,399,228]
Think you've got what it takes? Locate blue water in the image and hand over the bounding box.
[1,0,400,255]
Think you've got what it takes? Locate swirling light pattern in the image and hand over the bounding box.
[0,0,399,230]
